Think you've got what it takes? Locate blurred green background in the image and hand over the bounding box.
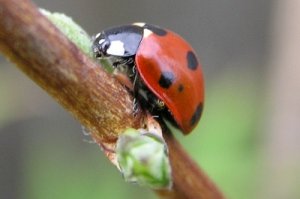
[1,0,299,199]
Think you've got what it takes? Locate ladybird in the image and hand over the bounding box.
[93,23,204,134]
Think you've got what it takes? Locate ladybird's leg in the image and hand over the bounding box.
[113,70,134,91]
[112,75,139,116]
[132,98,140,116]
[130,64,136,78]
[111,58,141,115]
[132,70,139,93]
[130,72,142,115]
[112,56,134,74]
[111,57,136,91]
[154,98,165,110]
[143,90,164,112]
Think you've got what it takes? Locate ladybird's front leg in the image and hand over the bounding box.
[112,69,140,116]
[110,57,136,91]
[132,98,140,116]
[113,70,134,91]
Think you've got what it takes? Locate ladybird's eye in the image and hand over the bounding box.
[94,38,110,57]
[98,38,106,45]
[100,40,110,52]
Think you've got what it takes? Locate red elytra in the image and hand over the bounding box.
[135,29,204,134]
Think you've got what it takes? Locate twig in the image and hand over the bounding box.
[0,0,224,198]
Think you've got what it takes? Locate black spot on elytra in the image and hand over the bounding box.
[190,103,203,127]
[144,24,167,36]
[187,51,198,70]
[158,71,175,89]
[178,84,184,92]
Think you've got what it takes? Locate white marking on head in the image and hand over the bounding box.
[107,40,125,56]
[98,38,105,45]
[95,32,101,39]
[133,22,146,27]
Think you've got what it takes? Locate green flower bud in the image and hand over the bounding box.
[116,128,172,189]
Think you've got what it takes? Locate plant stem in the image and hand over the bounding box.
[0,0,224,198]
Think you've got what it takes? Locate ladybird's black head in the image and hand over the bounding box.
[93,32,110,58]
[92,25,144,59]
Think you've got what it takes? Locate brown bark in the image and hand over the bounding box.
[0,0,224,198]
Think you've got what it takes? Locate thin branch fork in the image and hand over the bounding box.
[0,0,224,198]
